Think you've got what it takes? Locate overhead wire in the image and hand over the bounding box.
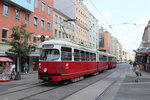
[88,0,113,30]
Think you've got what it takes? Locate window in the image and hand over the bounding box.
[25,12,30,24]
[15,9,20,20]
[55,29,57,38]
[3,4,9,17]
[59,17,62,24]
[86,52,90,61]
[34,16,38,26]
[54,15,58,23]
[47,22,51,32]
[81,51,85,61]
[66,34,68,38]
[63,32,66,38]
[40,49,60,61]
[74,49,80,61]
[34,0,39,8]
[41,20,45,29]
[99,55,107,62]
[59,31,61,38]
[99,34,104,47]
[42,2,45,12]
[61,47,72,61]
[48,6,51,15]
[91,53,96,61]
[2,28,8,42]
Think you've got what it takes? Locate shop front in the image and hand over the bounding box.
[28,47,41,72]
[135,50,150,72]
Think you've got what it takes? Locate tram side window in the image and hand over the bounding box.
[108,57,112,61]
[103,56,107,61]
[90,53,92,61]
[74,49,80,61]
[61,47,72,61]
[86,52,90,61]
[112,57,116,62]
[91,53,96,61]
[81,51,86,61]
[99,55,103,62]
[93,53,96,61]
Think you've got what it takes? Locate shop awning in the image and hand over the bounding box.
[0,57,13,62]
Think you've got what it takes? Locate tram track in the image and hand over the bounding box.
[60,70,116,100]
[18,86,60,100]
[0,82,62,100]
[8,70,114,100]
[0,82,49,96]
[0,68,117,100]
[96,66,127,100]
[95,78,119,100]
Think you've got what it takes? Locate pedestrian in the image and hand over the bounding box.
[24,62,29,74]
[10,63,16,79]
[133,62,142,82]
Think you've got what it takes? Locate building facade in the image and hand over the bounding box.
[54,0,89,46]
[0,0,54,72]
[99,27,111,53]
[135,20,150,72]
[53,8,75,41]
[88,12,99,49]
[99,27,122,60]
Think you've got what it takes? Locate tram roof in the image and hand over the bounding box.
[107,53,116,57]
[98,51,108,56]
[42,39,96,52]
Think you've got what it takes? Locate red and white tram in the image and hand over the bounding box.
[38,40,116,82]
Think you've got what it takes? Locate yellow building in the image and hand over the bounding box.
[75,0,89,46]
[53,8,75,41]
[54,0,89,46]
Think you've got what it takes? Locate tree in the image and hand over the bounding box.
[7,24,34,79]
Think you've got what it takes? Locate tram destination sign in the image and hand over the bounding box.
[43,44,54,49]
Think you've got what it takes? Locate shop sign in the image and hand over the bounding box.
[0,44,11,51]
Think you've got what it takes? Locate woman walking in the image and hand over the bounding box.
[133,62,141,82]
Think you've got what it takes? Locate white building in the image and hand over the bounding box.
[88,12,99,49]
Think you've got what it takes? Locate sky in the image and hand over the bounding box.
[83,0,150,53]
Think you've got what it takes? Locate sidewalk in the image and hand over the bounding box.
[5,72,38,84]
[0,72,39,93]
[114,66,150,100]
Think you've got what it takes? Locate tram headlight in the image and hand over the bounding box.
[43,68,48,72]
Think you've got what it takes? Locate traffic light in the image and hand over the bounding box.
[40,35,45,42]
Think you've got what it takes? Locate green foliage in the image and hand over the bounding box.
[0,67,3,74]
[8,24,34,57]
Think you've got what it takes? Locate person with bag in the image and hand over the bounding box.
[133,62,142,82]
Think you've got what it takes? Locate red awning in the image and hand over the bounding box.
[0,57,13,62]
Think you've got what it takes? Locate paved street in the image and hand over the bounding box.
[0,63,150,100]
